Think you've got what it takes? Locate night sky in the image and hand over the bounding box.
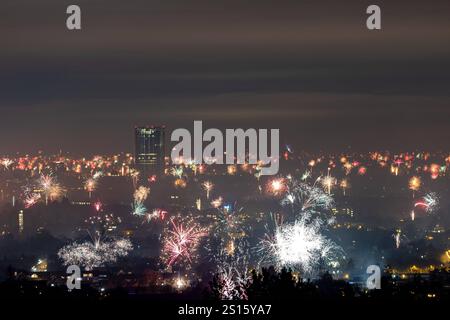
[1,0,449,154]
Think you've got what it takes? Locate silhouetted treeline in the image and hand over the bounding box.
[207,266,450,302]
[0,265,449,304]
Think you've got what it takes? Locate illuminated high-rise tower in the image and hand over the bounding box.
[134,126,165,174]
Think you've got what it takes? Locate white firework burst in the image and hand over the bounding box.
[58,237,132,270]
[92,171,104,180]
[282,178,334,218]
[1,158,13,169]
[38,173,65,204]
[423,192,439,213]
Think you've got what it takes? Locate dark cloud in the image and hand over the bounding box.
[1,0,449,153]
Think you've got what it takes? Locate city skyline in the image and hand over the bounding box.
[1,0,449,310]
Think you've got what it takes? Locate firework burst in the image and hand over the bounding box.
[209,205,248,256]
[24,193,41,209]
[131,185,151,217]
[393,230,402,249]
[38,173,65,204]
[227,165,237,175]
[174,178,187,188]
[131,202,147,216]
[414,192,439,213]
[320,173,336,195]
[94,201,102,212]
[258,214,340,275]
[210,196,223,208]
[58,235,132,270]
[134,186,150,203]
[1,158,13,170]
[301,170,311,181]
[281,178,334,220]
[84,178,97,198]
[267,178,286,196]
[202,181,214,199]
[92,171,104,180]
[202,206,251,292]
[130,169,140,188]
[39,174,54,191]
[171,166,184,179]
[215,262,250,300]
[340,179,350,196]
[409,176,421,192]
[144,208,167,223]
[48,184,64,201]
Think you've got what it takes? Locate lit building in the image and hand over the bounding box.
[134,126,165,174]
[18,210,24,234]
[332,207,354,218]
